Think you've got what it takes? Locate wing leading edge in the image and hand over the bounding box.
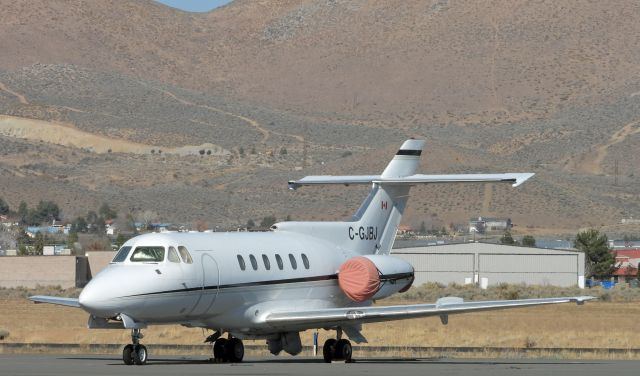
[288,173,534,190]
[265,296,595,328]
[29,295,80,308]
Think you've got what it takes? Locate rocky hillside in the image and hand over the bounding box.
[0,0,638,235]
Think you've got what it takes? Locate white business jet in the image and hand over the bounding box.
[30,139,593,365]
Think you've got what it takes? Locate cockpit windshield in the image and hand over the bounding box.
[112,246,131,263]
[130,246,165,262]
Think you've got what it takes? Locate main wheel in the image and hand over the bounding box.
[322,338,337,363]
[335,339,352,362]
[225,338,244,362]
[213,338,228,361]
[133,344,148,365]
[122,344,134,365]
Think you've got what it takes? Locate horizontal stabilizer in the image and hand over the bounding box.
[29,295,80,308]
[288,173,534,190]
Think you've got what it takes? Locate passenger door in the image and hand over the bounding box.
[188,253,219,317]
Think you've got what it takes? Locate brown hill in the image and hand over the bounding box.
[2,0,638,121]
[0,0,639,235]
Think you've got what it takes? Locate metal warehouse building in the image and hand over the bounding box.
[391,242,585,288]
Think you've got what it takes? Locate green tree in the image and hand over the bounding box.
[246,219,255,229]
[500,231,515,245]
[99,203,118,220]
[418,221,426,235]
[114,233,127,249]
[67,231,79,250]
[280,147,287,155]
[574,229,615,279]
[522,235,536,247]
[71,216,88,233]
[17,201,28,225]
[0,197,9,215]
[33,232,45,255]
[93,217,106,235]
[260,215,277,229]
[35,200,60,223]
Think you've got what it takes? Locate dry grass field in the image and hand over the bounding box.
[1,293,638,353]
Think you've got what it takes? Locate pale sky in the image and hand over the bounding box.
[154,0,233,13]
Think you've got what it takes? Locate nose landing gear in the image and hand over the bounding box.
[122,329,147,365]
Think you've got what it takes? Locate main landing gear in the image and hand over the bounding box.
[122,329,147,365]
[322,328,352,363]
[206,331,245,363]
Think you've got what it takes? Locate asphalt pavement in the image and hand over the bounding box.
[1,354,637,376]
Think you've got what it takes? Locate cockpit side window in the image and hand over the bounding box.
[168,246,180,263]
[178,246,193,264]
[112,246,131,263]
[130,246,165,262]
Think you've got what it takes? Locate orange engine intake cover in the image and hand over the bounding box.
[338,256,381,302]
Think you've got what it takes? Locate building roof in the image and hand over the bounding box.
[392,242,581,255]
[469,217,510,222]
[615,249,640,258]
[613,266,638,276]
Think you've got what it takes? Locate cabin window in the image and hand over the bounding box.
[168,247,180,263]
[112,246,131,263]
[237,255,246,271]
[249,254,258,270]
[262,254,271,270]
[289,253,297,270]
[130,246,165,262]
[301,253,310,269]
[275,254,284,270]
[178,246,193,264]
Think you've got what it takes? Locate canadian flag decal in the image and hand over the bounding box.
[381,201,388,210]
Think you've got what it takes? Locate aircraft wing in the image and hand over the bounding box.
[29,295,80,308]
[265,296,595,328]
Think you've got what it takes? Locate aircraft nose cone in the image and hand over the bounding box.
[79,275,119,317]
[78,280,99,311]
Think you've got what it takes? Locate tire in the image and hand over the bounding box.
[225,338,244,362]
[213,338,228,361]
[322,339,337,363]
[122,344,134,365]
[133,344,147,365]
[335,339,352,362]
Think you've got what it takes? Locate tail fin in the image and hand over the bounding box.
[349,140,424,254]
[284,139,533,255]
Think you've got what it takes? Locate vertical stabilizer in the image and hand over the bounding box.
[381,139,426,178]
[349,140,425,255]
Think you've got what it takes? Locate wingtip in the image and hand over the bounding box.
[573,296,597,305]
[512,173,535,187]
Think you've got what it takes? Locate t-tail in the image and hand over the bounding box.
[281,139,533,255]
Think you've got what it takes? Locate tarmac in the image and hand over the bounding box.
[1,354,638,376]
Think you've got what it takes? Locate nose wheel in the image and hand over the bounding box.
[122,329,147,365]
